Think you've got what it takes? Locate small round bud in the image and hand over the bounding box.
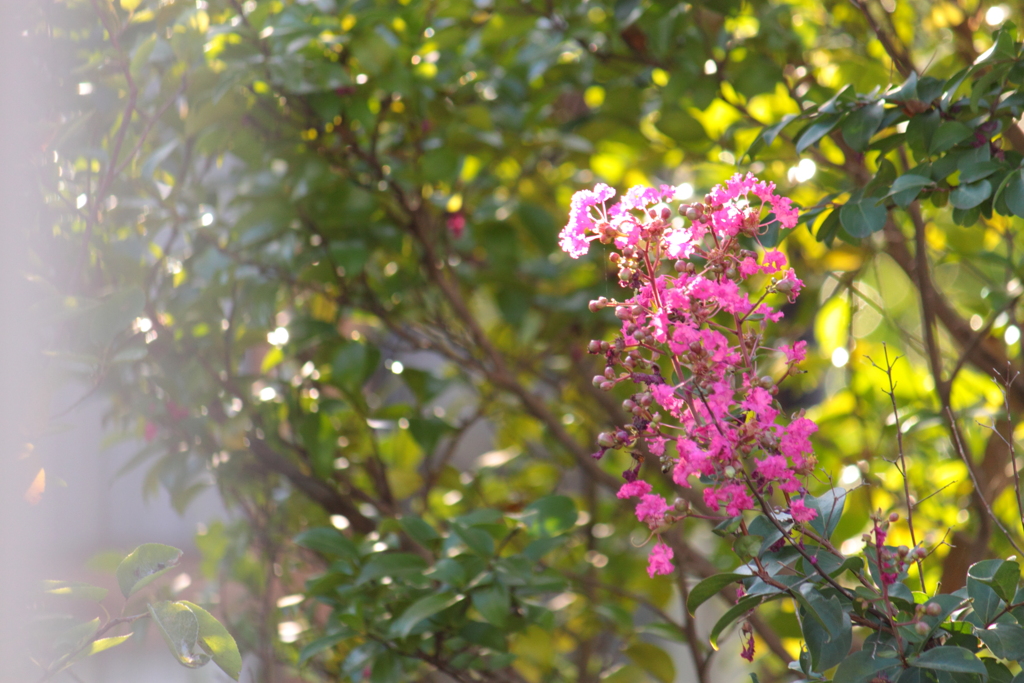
[897,545,910,557]
[622,399,636,412]
[661,207,672,221]
[889,512,900,523]
[925,602,942,617]
[609,252,621,263]
[588,340,602,353]
[597,432,615,448]
[592,375,604,387]
[589,300,600,313]
[685,207,699,220]
[674,260,687,273]
[615,306,631,320]
[775,279,795,295]
[914,621,930,636]
[618,267,634,280]
[600,381,614,391]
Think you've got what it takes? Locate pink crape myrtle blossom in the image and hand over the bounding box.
[566,173,821,575]
[647,542,674,577]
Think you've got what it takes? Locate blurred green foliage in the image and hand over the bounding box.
[31,0,1024,680]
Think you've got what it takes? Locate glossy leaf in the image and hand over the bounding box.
[179,601,243,680]
[686,573,746,615]
[389,591,463,638]
[911,646,987,675]
[115,544,183,599]
[147,600,210,669]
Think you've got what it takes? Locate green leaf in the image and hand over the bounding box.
[147,600,211,668]
[398,516,441,548]
[294,527,359,559]
[950,179,993,209]
[1002,169,1024,218]
[179,601,243,680]
[833,650,901,683]
[840,194,887,238]
[911,646,987,675]
[41,580,108,602]
[796,113,843,153]
[115,544,183,599]
[472,583,510,628]
[624,641,676,683]
[887,174,934,207]
[798,584,852,672]
[930,121,973,155]
[806,487,848,540]
[686,573,746,615]
[518,495,577,537]
[356,553,429,585]
[842,102,885,151]
[977,622,1024,661]
[56,634,133,674]
[969,560,1021,604]
[299,632,349,665]
[906,109,940,157]
[388,591,463,638]
[709,594,766,649]
[53,618,101,660]
[746,114,799,160]
[959,160,1004,183]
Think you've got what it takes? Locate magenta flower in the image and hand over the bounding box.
[635,493,670,529]
[647,542,674,577]
[790,498,817,523]
[617,480,653,500]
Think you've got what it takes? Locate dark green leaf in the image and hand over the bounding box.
[930,121,973,155]
[833,649,901,683]
[842,102,885,151]
[969,559,1021,604]
[912,646,987,675]
[796,113,843,153]
[388,591,462,638]
[977,622,1024,661]
[518,495,577,538]
[888,174,934,208]
[686,573,746,615]
[294,528,359,560]
[624,641,676,683]
[472,583,510,628]
[1003,169,1024,218]
[840,194,887,238]
[356,553,429,585]
[950,180,993,209]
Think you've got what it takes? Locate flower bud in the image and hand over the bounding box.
[674,260,687,273]
[600,381,614,391]
[915,621,930,636]
[597,432,615,448]
[615,307,631,320]
[604,366,616,379]
[925,602,942,617]
[897,545,909,557]
[609,252,621,263]
[589,300,601,313]
[618,267,634,280]
[775,279,795,295]
[661,207,672,221]
[588,340,602,353]
[592,375,605,387]
[622,399,636,412]
[685,207,699,220]
[889,512,900,523]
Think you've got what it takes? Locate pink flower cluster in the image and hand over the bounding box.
[566,173,817,578]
